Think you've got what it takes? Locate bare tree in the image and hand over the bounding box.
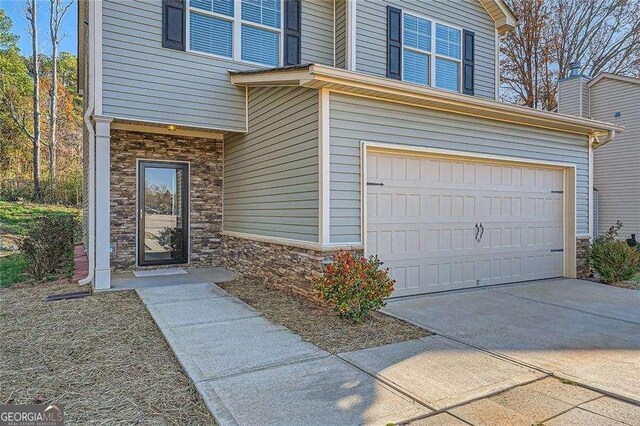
[48,0,73,188]
[25,0,41,197]
[502,0,640,110]
[552,0,640,78]
[501,0,557,109]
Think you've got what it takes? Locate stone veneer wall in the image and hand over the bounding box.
[221,235,363,301]
[221,234,593,298]
[110,129,223,270]
[576,236,591,279]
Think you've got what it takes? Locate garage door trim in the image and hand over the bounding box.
[360,141,578,285]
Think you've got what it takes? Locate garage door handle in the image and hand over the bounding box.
[367,182,384,186]
[475,223,480,242]
[479,223,485,242]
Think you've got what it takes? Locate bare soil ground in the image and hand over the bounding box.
[219,277,431,354]
[0,279,215,425]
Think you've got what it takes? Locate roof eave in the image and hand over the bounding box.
[478,0,519,35]
[588,72,640,88]
[230,65,623,137]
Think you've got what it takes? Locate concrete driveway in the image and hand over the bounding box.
[383,278,640,404]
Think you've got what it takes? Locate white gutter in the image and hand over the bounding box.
[592,129,616,149]
[231,64,624,136]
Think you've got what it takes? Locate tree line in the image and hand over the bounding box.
[1,0,639,206]
[0,1,80,205]
[501,0,640,110]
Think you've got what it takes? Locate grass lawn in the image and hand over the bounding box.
[0,201,79,236]
[219,277,431,354]
[0,279,215,424]
[0,254,27,287]
[0,201,80,287]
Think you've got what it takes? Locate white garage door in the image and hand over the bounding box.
[366,150,565,297]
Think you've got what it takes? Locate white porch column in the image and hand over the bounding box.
[93,116,112,290]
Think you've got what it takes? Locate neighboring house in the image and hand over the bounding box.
[559,71,640,240]
[78,0,622,297]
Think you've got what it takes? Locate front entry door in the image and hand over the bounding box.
[138,161,189,266]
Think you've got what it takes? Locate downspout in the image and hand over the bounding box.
[79,105,95,286]
[79,0,95,286]
[592,129,616,148]
[588,129,616,240]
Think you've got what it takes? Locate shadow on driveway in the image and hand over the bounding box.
[383,278,640,404]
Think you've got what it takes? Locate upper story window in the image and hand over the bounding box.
[402,13,462,92]
[188,0,282,67]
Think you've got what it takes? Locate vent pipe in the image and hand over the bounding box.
[569,61,581,77]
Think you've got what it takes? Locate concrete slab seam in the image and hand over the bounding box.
[335,352,437,412]
[194,353,334,383]
[487,287,640,326]
[380,309,552,374]
[382,309,640,407]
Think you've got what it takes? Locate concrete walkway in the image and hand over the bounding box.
[137,282,429,425]
[137,281,554,425]
[384,278,640,404]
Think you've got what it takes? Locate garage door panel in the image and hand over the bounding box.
[366,151,565,297]
[368,223,561,254]
[368,189,560,221]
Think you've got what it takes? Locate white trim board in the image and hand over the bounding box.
[318,88,331,246]
[221,230,363,252]
[346,0,356,71]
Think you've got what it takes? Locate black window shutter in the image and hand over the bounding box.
[162,0,186,51]
[386,6,402,80]
[463,30,475,95]
[284,0,302,65]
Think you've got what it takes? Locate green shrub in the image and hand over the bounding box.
[589,239,640,284]
[313,251,395,324]
[18,214,78,281]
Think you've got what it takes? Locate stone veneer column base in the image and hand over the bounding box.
[576,236,591,279]
[221,235,363,302]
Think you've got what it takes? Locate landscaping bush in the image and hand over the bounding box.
[18,214,78,281]
[590,221,640,284]
[313,251,395,324]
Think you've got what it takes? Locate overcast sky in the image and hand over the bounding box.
[1,0,77,55]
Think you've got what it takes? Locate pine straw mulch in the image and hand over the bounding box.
[610,280,640,290]
[0,280,215,425]
[218,277,431,354]
[585,276,640,290]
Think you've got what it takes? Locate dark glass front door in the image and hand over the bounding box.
[138,161,189,266]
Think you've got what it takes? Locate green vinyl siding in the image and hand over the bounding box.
[355,0,497,99]
[224,87,320,242]
[301,0,335,66]
[102,0,335,131]
[328,92,590,243]
[335,0,347,68]
[590,78,640,238]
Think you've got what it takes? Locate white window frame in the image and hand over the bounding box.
[186,0,284,67]
[401,10,463,93]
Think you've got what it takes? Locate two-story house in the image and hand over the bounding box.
[78,0,622,297]
[558,70,640,241]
